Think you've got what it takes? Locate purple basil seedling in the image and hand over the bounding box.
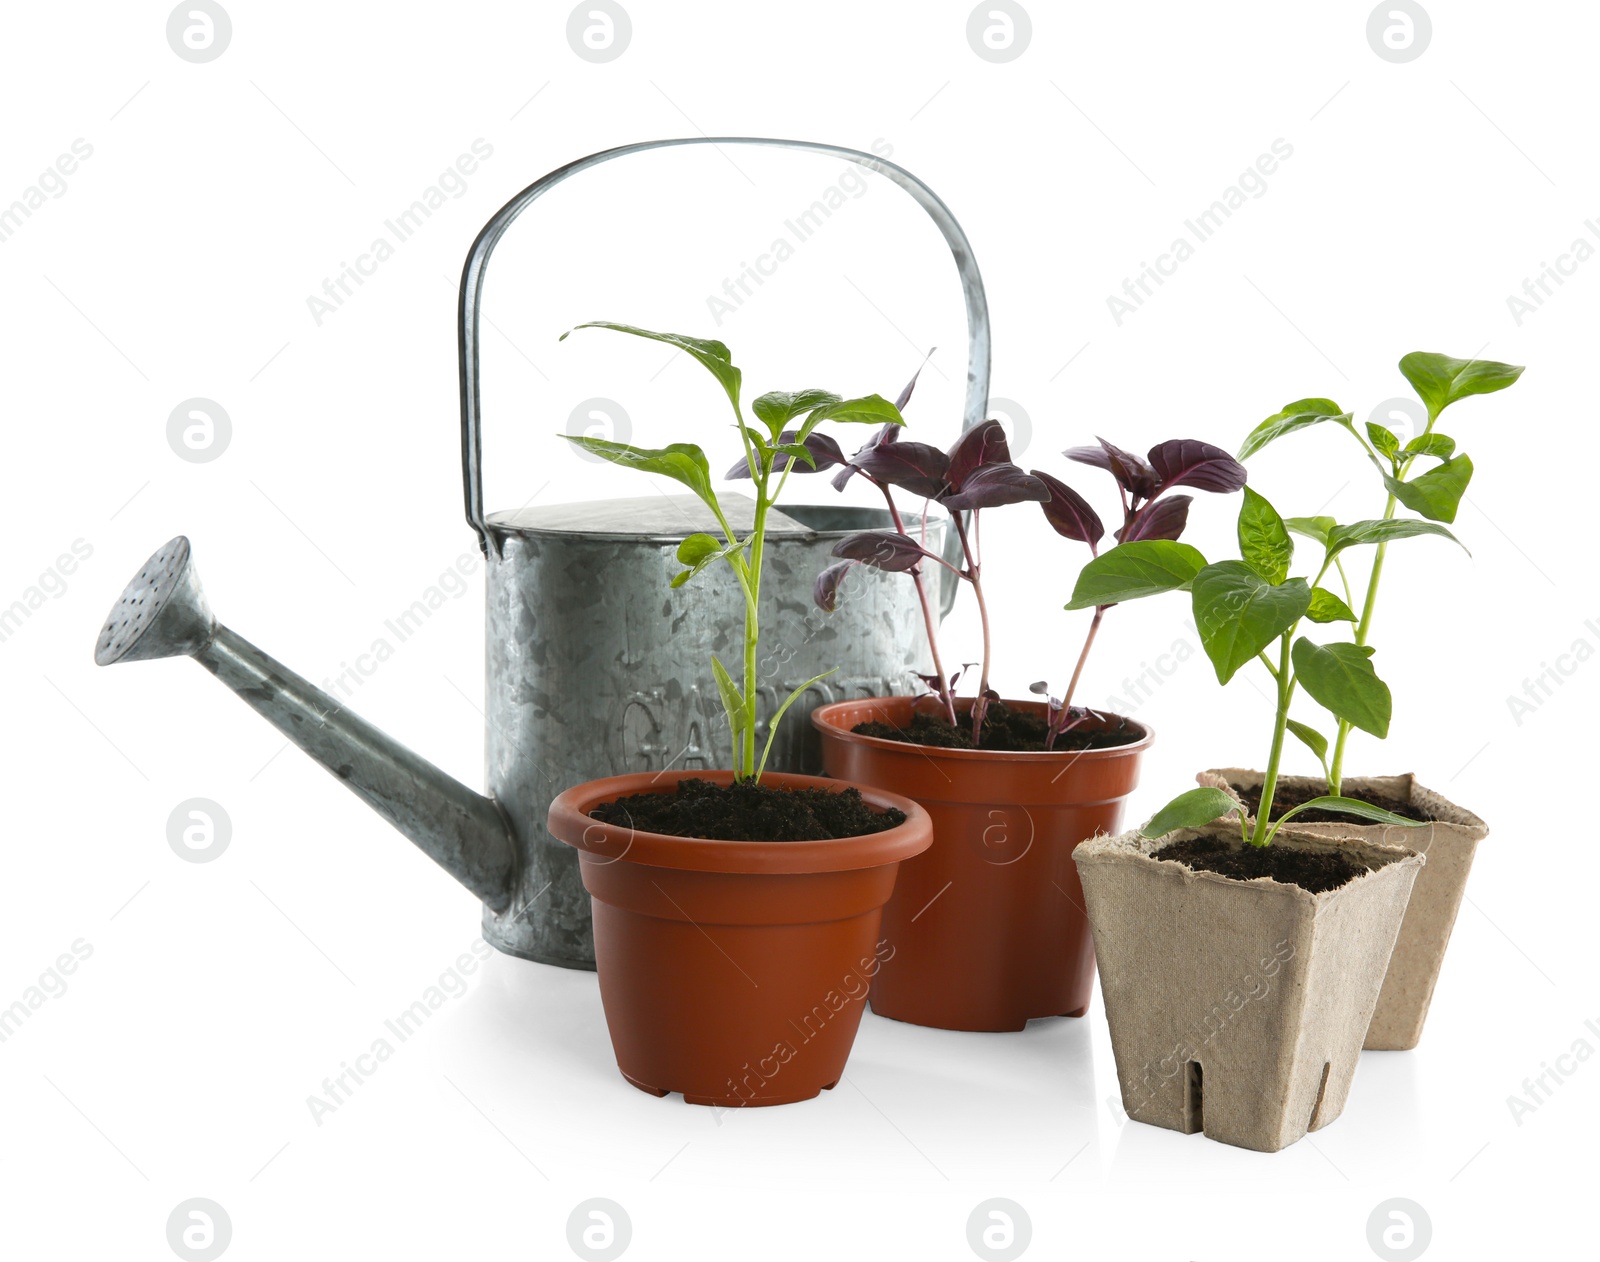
[814,361,1049,742]
[1027,437,1247,747]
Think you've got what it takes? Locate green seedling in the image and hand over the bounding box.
[561,322,902,781]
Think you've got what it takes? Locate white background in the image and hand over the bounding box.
[1,2,1593,1259]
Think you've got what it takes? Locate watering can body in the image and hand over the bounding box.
[480,496,941,965]
[96,137,992,970]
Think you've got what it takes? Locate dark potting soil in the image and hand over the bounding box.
[853,702,1141,753]
[1153,833,1369,894]
[588,777,905,842]
[1233,779,1436,824]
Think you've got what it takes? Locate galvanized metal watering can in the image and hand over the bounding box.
[95,138,993,969]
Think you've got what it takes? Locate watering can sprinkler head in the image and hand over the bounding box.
[95,537,519,914]
[95,536,217,666]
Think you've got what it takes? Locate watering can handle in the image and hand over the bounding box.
[457,136,990,616]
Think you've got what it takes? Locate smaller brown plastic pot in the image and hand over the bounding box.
[548,770,931,1107]
[812,696,1152,1032]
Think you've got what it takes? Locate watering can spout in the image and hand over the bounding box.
[95,538,517,912]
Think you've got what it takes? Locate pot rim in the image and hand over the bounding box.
[546,769,933,874]
[1073,823,1425,904]
[1197,766,1488,835]
[811,695,1154,763]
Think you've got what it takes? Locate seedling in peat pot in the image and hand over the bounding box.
[561,322,903,781]
[1068,480,1440,845]
[1235,351,1524,795]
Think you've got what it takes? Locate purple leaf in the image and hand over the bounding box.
[946,419,1012,491]
[895,350,935,411]
[1146,438,1248,494]
[831,530,941,572]
[941,462,1049,511]
[813,560,854,612]
[1031,469,1105,546]
[726,430,847,479]
[830,422,902,491]
[1118,493,1193,542]
[850,440,950,499]
[1065,437,1160,499]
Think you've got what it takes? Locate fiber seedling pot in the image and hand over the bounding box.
[1199,768,1488,1051]
[1075,823,1422,1152]
[811,696,1151,1032]
[547,770,931,1106]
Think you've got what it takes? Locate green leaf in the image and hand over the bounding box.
[1237,487,1293,585]
[1366,422,1400,459]
[1382,454,1473,524]
[753,389,840,438]
[1142,787,1245,839]
[1237,398,1351,459]
[1276,795,1428,829]
[563,322,743,414]
[773,442,817,469]
[710,655,746,752]
[1305,587,1356,623]
[563,436,717,510]
[1399,352,1524,421]
[1285,515,1336,545]
[1291,637,1391,738]
[1191,563,1311,684]
[1324,517,1466,560]
[755,669,838,779]
[1404,432,1456,460]
[671,532,749,588]
[796,393,904,441]
[1064,541,1208,610]
[1285,718,1329,764]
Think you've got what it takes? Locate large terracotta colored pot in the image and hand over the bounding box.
[547,770,931,1106]
[811,697,1152,1032]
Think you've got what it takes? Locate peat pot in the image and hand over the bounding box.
[1075,823,1423,1152]
[812,696,1151,1032]
[1200,768,1488,1051]
[547,771,932,1105]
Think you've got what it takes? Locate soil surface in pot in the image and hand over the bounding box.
[1154,833,1369,894]
[1231,779,1436,824]
[853,702,1140,752]
[588,777,906,842]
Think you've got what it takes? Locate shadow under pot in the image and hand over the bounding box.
[810,696,1152,1032]
[1198,768,1488,1051]
[1075,822,1423,1153]
[547,770,931,1107]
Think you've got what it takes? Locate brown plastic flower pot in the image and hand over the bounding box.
[811,696,1151,1032]
[547,770,931,1107]
[1199,768,1488,1051]
[1075,822,1423,1152]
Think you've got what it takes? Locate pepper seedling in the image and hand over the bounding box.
[561,322,902,782]
[1067,483,1438,845]
[1234,351,1523,794]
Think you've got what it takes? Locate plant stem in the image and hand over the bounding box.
[1252,630,1296,847]
[1061,606,1105,711]
[878,484,957,726]
[742,457,773,781]
[954,512,992,744]
[1328,490,1394,795]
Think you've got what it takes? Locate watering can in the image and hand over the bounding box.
[94,138,992,970]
